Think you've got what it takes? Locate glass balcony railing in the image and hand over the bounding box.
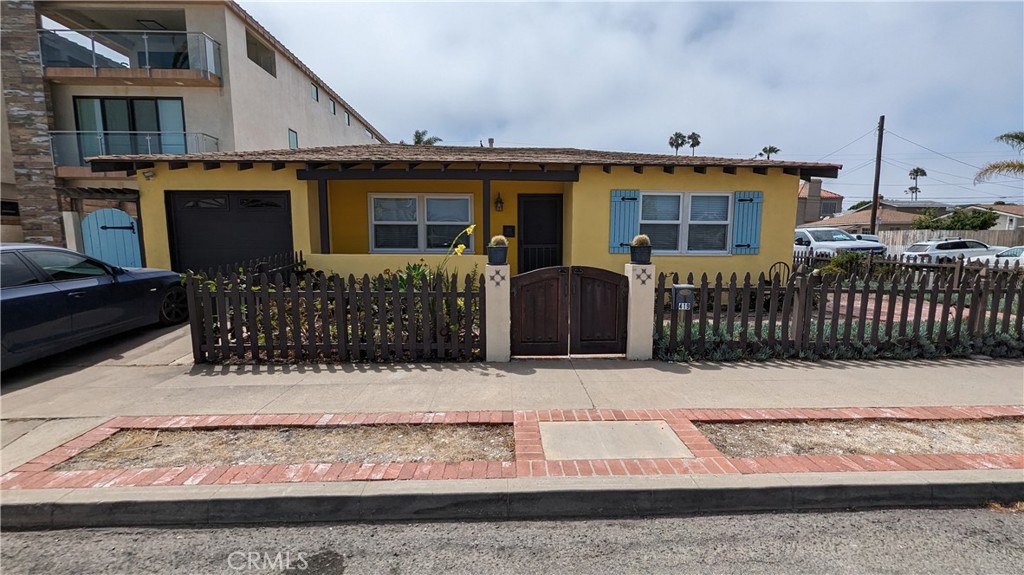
[39,29,222,78]
[50,131,220,167]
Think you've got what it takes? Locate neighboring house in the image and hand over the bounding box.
[0,0,385,266]
[796,179,843,225]
[798,198,950,233]
[90,145,840,277]
[962,204,1024,230]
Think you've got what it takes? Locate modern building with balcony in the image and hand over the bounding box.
[1,0,387,266]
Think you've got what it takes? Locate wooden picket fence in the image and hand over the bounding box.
[190,250,306,278]
[186,271,485,363]
[792,252,1021,289]
[655,267,1023,359]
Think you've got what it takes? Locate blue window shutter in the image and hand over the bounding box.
[609,189,640,253]
[732,191,763,255]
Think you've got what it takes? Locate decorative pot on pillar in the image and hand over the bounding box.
[487,235,509,265]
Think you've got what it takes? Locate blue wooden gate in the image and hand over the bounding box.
[82,208,142,267]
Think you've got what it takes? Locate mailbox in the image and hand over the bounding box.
[672,284,695,311]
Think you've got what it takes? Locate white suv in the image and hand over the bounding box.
[902,237,1007,262]
[794,228,888,257]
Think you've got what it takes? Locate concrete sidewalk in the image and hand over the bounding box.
[1,326,1022,528]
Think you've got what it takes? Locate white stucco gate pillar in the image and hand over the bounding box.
[625,263,655,360]
[484,264,511,362]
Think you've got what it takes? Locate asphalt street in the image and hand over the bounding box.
[2,508,1022,574]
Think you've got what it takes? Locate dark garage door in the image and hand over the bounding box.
[166,191,293,272]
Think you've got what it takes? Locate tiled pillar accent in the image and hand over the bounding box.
[485,264,511,362]
[1,1,64,246]
[625,263,655,360]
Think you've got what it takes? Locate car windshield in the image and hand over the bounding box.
[905,244,930,253]
[808,229,855,242]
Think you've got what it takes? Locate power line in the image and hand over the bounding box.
[880,159,1010,198]
[815,128,877,161]
[881,155,1024,191]
[884,129,1024,182]
[835,159,876,178]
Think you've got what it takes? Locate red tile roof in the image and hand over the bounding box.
[798,181,844,199]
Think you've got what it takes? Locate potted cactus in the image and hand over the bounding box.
[487,235,509,265]
[630,234,652,264]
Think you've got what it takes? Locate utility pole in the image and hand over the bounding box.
[869,115,885,234]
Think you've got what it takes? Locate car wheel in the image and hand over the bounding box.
[159,285,189,325]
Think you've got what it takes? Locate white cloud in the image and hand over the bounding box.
[239,0,1023,204]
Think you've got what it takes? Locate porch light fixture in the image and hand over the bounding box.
[494,193,504,212]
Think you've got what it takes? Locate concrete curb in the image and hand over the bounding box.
[2,470,1022,530]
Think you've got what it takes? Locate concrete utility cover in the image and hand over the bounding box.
[539,421,694,460]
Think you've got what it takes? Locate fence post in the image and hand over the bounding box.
[791,270,808,352]
[184,274,205,363]
[484,264,511,362]
[973,266,990,339]
[625,263,655,360]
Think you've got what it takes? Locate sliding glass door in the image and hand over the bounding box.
[73,97,185,162]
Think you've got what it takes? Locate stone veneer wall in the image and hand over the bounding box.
[1,0,64,245]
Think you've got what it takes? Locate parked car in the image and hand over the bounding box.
[968,245,1024,268]
[1,244,187,371]
[901,237,1008,263]
[794,228,887,257]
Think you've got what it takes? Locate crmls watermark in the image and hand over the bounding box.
[227,550,309,572]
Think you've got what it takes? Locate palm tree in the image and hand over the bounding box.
[687,132,701,156]
[397,130,442,145]
[975,131,1024,183]
[668,132,687,155]
[907,167,927,201]
[758,145,780,160]
[411,129,440,145]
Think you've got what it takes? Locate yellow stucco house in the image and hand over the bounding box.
[90,145,840,277]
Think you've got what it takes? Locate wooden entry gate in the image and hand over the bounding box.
[511,266,628,356]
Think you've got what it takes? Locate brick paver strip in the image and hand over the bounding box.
[2,406,1020,490]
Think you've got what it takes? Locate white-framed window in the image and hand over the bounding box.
[639,192,732,254]
[365,129,373,139]
[370,194,473,253]
[311,83,319,102]
[329,99,336,115]
[288,129,298,149]
[344,111,351,126]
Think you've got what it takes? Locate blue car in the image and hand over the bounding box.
[1,244,187,371]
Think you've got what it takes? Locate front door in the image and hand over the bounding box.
[517,194,562,273]
[511,266,628,356]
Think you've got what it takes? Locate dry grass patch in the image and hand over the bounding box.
[987,501,1024,513]
[697,418,1024,458]
[53,425,514,470]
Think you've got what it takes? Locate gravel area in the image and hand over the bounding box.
[697,418,1024,458]
[53,425,514,470]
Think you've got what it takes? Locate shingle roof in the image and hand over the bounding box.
[798,205,918,228]
[89,144,842,178]
[797,181,844,199]
[969,204,1024,217]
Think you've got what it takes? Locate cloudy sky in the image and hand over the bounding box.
[238,1,1024,206]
